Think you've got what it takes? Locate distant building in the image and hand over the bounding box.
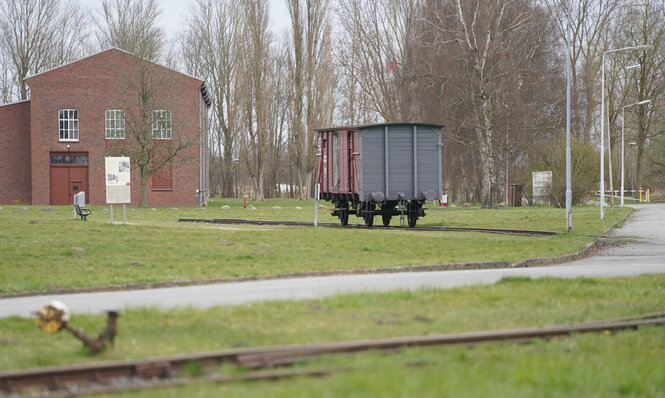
[0,48,210,206]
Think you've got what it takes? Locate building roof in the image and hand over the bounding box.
[0,99,30,108]
[315,122,444,132]
[24,48,211,107]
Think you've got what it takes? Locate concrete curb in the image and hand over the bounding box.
[0,209,634,299]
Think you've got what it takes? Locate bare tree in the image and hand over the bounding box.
[51,1,90,66]
[0,0,90,101]
[543,0,620,143]
[287,0,334,200]
[621,0,665,190]
[264,46,290,197]
[414,0,560,207]
[450,0,538,208]
[336,0,418,123]
[108,56,199,206]
[0,44,15,103]
[237,0,271,201]
[182,0,243,197]
[95,0,165,61]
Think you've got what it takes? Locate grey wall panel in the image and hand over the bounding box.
[360,127,385,200]
[416,127,441,197]
[359,124,441,202]
[386,126,413,200]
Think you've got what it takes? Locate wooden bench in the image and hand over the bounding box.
[74,204,92,220]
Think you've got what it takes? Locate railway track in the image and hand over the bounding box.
[179,218,558,237]
[2,311,663,397]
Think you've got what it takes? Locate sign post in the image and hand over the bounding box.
[532,171,553,205]
[314,184,320,227]
[105,157,131,225]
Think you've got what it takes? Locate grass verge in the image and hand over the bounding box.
[0,199,631,293]
[1,274,664,396]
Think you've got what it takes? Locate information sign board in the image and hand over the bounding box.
[532,171,552,197]
[105,157,131,204]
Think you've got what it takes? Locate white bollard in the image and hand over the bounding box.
[314,184,320,227]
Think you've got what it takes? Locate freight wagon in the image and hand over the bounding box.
[316,123,442,227]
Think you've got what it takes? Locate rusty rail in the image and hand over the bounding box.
[179,218,558,237]
[2,312,663,396]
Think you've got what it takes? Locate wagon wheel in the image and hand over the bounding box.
[381,204,393,227]
[407,201,419,228]
[338,201,349,226]
[364,203,375,227]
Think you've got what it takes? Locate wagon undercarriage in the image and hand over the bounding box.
[331,198,426,228]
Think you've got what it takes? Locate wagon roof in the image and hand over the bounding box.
[315,122,444,132]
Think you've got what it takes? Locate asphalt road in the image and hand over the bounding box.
[2,204,664,319]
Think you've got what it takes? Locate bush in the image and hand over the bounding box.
[645,136,665,190]
[532,139,600,207]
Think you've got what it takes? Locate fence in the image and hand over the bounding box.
[594,188,650,203]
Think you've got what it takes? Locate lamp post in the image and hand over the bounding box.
[600,44,651,219]
[628,141,637,197]
[621,100,650,207]
[565,0,572,231]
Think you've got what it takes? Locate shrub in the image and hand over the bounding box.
[532,139,600,207]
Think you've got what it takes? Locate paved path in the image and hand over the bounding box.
[2,204,664,318]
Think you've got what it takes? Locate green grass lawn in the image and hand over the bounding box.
[0,199,630,294]
[1,275,663,396]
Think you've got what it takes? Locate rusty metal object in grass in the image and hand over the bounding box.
[35,301,119,354]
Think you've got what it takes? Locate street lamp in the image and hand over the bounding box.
[600,44,652,219]
[621,100,650,207]
[628,142,637,196]
[565,0,572,232]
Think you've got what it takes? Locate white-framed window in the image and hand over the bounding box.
[58,109,78,141]
[105,110,126,139]
[152,110,171,139]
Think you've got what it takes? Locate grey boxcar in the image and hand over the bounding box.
[316,123,442,227]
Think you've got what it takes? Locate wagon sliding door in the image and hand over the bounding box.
[416,126,442,201]
[359,125,441,202]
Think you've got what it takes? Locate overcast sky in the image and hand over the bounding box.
[85,0,292,39]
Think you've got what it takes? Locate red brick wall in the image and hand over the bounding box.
[0,101,31,204]
[25,49,204,206]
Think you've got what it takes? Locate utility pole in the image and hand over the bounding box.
[565,0,572,232]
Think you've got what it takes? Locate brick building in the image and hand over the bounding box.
[0,48,210,206]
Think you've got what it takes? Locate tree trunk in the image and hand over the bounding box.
[478,89,497,209]
[139,168,149,207]
[478,136,497,208]
[305,169,313,200]
[297,167,307,201]
[222,136,234,197]
[256,170,265,201]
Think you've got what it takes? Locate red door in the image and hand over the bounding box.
[49,153,89,205]
[50,167,69,204]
